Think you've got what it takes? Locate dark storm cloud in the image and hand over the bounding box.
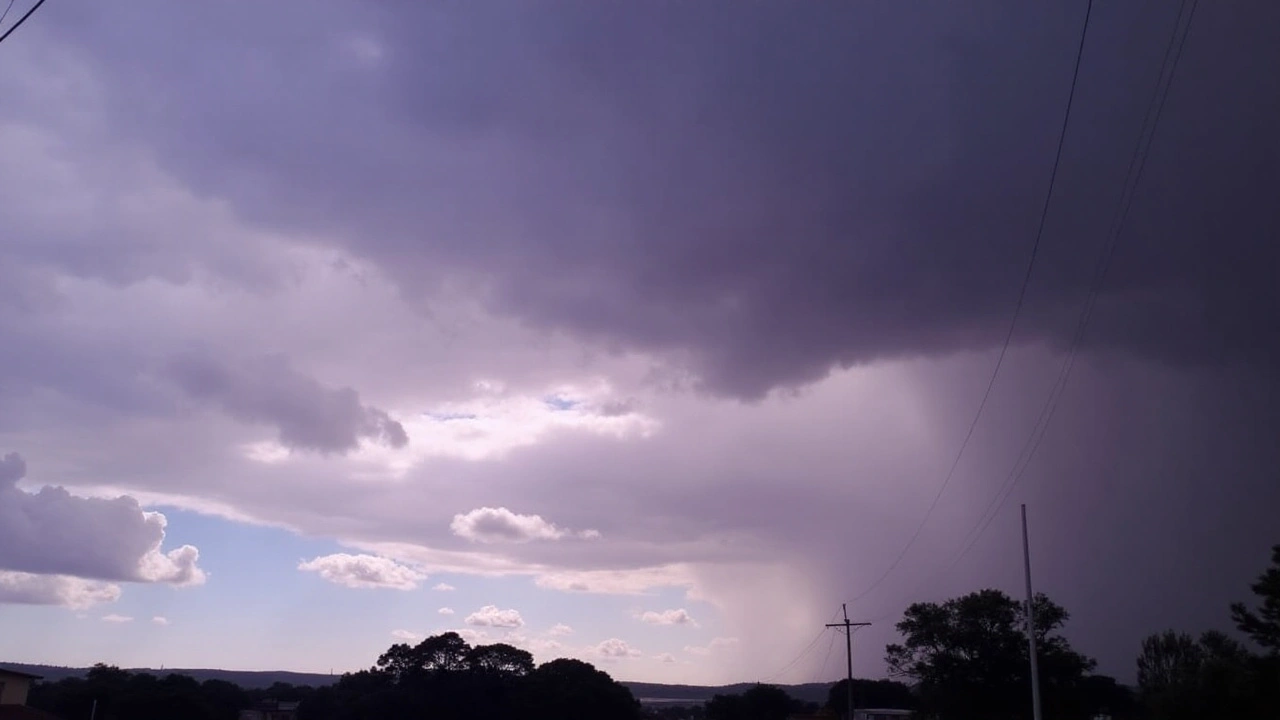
[41,0,1280,396]
[167,353,408,453]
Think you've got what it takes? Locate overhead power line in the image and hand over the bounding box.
[845,0,1097,608]
[860,0,1201,622]
[759,606,842,684]
[0,0,19,29]
[936,0,1201,576]
[0,0,49,46]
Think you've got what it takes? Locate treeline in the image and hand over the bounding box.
[883,543,1280,720]
[28,543,1280,720]
[29,633,639,720]
[677,542,1280,720]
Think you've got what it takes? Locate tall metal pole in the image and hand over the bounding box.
[844,605,853,720]
[1022,504,1043,720]
[827,604,870,720]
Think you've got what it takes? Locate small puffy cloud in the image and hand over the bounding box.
[548,623,574,636]
[168,353,408,454]
[0,571,121,609]
[450,507,567,543]
[656,653,677,664]
[391,629,421,641]
[465,604,524,628]
[151,616,170,625]
[684,637,740,656]
[0,453,205,586]
[596,638,642,659]
[433,582,456,592]
[298,553,426,590]
[102,614,133,623]
[640,608,698,627]
[438,607,455,616]
[456,628,491,645]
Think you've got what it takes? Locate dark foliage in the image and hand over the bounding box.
[1230,543,1280,654]
[1133,541,1280,720]
[884,589,1098,720]
[824,678,915,715]
[27,663,259,720]
[705,684,815,720]
[28,634,638,720]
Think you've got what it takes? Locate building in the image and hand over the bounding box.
[0,668,62,720]
[239,699,300,720]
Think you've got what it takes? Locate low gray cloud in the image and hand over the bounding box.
[0,452,204,586]
[38,1,1279,397]
[0,0,1276,686]
[168,353,408,454]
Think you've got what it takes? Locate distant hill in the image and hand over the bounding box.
[0,663,339,690]
[1,662,833,704]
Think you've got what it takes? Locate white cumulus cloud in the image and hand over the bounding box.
[391,629,421,641]
[298,553,425,590]
[640,608,698,626]
[464,604,524,628]
[548,623,574,636]
[450,507,565,543]
[438,607,455,615]
[433,582,456,591]
[152,616,170,625]
[596,638,642,658]
[0,571,122,609]
[102,614,133,623]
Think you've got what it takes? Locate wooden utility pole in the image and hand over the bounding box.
[827,603,871,720]
[1022,504,1043,720]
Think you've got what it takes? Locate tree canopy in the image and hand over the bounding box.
[885,589,1095,720]
[29,635,639,720]
[1230,543,1280,653]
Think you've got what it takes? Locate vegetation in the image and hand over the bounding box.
[29,632,638,720]
[885,589,1099,720]
[1134,543,1280,720]
[24,542,1280,720]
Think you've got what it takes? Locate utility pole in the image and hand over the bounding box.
[1022,504,1043,720]
[827,603,871,720]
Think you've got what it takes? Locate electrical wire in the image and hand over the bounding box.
[845,0,1096,607]
[758,607,841,684]
[816,627,840,682]
[0,0,48,46]
[939,0,1201,573]
[0,0,19,29]
[860,0,1201,621]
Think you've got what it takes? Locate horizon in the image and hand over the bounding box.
[2,0,1277,687]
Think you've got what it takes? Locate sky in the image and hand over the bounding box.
[1,0,1278,686]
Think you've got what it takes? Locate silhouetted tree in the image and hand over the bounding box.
[1230,543,1280,653]
[884,589,1094,720]
[1136,629,1259,720]
[706,684,810,720]
[466,642,535,676]
[825,678,915,716]
[523,657,641,720]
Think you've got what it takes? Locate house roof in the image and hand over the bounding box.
[0,706,63,720]
[0,667,42,680]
